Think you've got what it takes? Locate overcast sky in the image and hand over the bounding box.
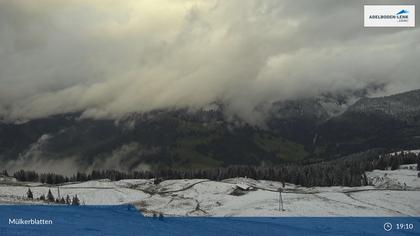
[0,0,419,122]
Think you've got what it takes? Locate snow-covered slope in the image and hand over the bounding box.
[367,164,420,190]
[0,179,148,205]
[1,166,419,216]
[348,89,420,119]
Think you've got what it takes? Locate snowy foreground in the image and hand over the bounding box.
[1,165,419,217]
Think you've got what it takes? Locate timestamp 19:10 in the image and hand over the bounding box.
[395,223,414,230]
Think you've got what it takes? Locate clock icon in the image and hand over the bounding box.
[384,222,393,232]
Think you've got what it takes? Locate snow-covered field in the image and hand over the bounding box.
[1,165,419,217]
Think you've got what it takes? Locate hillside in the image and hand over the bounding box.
[1,165,419,216]
[316,89,420,157]
[0,110,308,172]
[1,89,420,171]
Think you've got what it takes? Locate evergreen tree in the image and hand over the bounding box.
[47,189,55,202]
[390,158,400,170]
[46,174,54,184]
[26,188,33,199]
[39,194,46,201]
[65,195,71,205]
[72,195,80,206]
[362,173,369,186]
[13,170,39,182]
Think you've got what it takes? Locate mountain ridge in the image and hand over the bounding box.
[1,89,420,172]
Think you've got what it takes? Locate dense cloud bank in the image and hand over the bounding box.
[0,0,419,123]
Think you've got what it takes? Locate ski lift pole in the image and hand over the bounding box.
[278,188,284,211]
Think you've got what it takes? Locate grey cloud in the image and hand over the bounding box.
[0,0,419,122]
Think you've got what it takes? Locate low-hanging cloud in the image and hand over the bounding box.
[0,0,419,123]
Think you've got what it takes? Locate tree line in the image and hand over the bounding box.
[4,151,420,188]
[26,188,80,205]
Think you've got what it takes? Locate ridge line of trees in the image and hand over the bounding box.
[4,152,420,188]
[26,187,80,205]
